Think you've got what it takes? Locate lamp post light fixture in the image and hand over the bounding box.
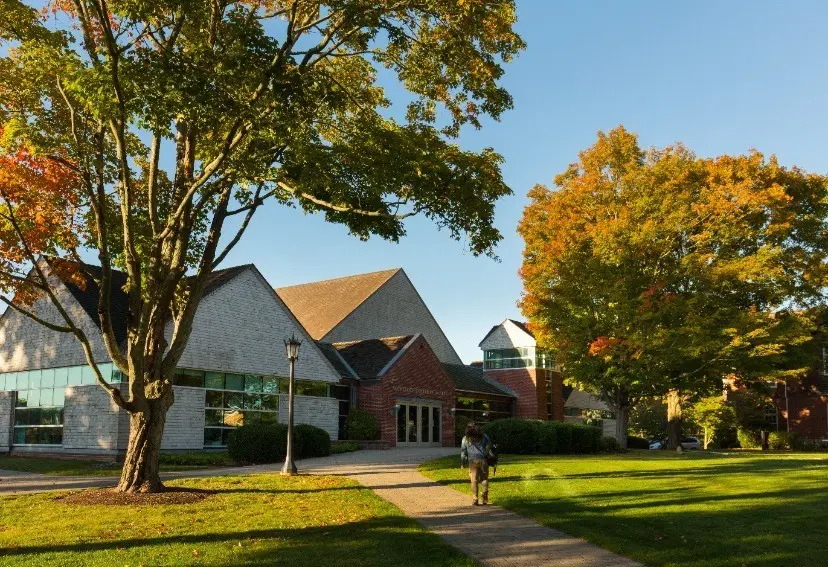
[282,334,302,476]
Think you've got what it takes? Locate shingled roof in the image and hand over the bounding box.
[327,335,413,380]
[478,318,535,347]
[441,363,515,397]
[57,261,252,345]
[275,268,400,340]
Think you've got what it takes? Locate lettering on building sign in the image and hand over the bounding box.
[396,387,448,397]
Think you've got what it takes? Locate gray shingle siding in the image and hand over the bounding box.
[323,270,462,365]
[169,267,342,383]
[161,387,206,450]
[62,385,122,453]
[0,264,111,373]
[279,394,339,441]
[0,392,12,452]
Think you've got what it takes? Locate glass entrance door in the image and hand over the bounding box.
[396,403,441,446]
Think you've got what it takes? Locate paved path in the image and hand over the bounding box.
[297,449,640,567]
[1,450,639,566]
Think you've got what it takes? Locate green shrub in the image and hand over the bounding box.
[554,422,573,453]
[570,423,601,453]
[227,424,287,464]
[537,421,558,454]
[330,442,360,454]
[788,431,805,450]
[345,408,381,441]
[737,428,761,449]
[483,418,600,455]
[600,436,620,452]
[484,419,541,454]
[158,452,234,467]
[227,423,331,463]
[294,423,332,458]
[627,436,650,449]
[768,431,789,450]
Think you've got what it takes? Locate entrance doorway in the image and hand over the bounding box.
[396,403,442,447]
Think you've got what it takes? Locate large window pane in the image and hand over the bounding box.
[204,428,223,447]
[16,372,29,390]
[421,406,430,443]
[67,366,83,386]
[205,409,224,426]
[397,405,406,442]
[261,394,279,411]
[244,375,262,393]
[54,367,68,387]
[244,393,262,410]
[407,405,417,443]
[41,369,55,387]
[205,390,224,408]
[224,410,244,427]
[225,374,244,391]
[175,369,204,388]
[27,388,40,407]
[81,365,95,385]
[263,377,279,394]
[40,388,54,407]
[15,391,28,408]
[28,370,42,389]
[432,407,440,443]
[225,392,243,410]
[205,372,225,390]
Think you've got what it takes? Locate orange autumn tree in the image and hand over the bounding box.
[519,126,828,449]
[0,0,523,492]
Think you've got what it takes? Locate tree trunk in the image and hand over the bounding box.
[666,389,682,450]
[615,405,630,450]
[612,388,630,449]
[117,398,170,493]
[703,427,710,450]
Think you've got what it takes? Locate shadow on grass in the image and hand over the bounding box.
[0,516,471,566]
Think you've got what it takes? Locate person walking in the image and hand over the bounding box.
[460,422,491,506]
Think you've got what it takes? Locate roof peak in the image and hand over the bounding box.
[275,267,400,291]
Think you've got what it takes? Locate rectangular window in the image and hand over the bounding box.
[482,348,535,370]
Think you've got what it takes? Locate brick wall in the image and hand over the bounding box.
[0,392,12,452]
[485,368,547,419]
[278,394,340,441]
[777,391,828,439]
[356,335,455,447]
[62,385,122,453]
[161,387,206,450]
[324,270,463,364]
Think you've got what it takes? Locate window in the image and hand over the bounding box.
[454,396,512,423]
[200,370,281,447]
[483,348,534,370]
[1,364,120,447]
[280,380,329,397]
[14,387,66,445]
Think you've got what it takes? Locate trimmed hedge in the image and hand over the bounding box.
[737,428,761,449]
[483,419,601,455]
[227,423,331,464]
[627,436,650,449]
[345,408,381,441]
[331,442,360,454]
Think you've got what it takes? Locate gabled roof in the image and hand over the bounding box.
[478,318,534,348]
[328,335,413,380]
[56,261,253,345]
[442,363,515,397]
[564,388,610,411]
[316,341,358,379]
[275,268,400,340]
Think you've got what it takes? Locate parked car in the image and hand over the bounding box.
[649,436,701,450]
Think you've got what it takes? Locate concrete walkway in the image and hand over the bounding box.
[1,449,639,566]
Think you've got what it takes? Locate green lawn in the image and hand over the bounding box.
[0,453,234,476]
[0,474,476,567]
[420,450,828,567]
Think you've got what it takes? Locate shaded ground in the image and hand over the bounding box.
[0,453,233,476]
[0,473,476,567]
[419,450,828,567]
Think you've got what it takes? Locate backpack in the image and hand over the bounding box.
[486,441,499,476]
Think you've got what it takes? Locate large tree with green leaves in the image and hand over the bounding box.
[519,126,828,449]
[0,0,523,492]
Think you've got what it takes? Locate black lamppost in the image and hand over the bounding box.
[282,334,302,475]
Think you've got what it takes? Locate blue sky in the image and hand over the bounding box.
[225,1,828,363]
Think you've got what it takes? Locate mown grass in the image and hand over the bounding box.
[0,452,235,476]
[420,450,828,567]
[0,474,477,567]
